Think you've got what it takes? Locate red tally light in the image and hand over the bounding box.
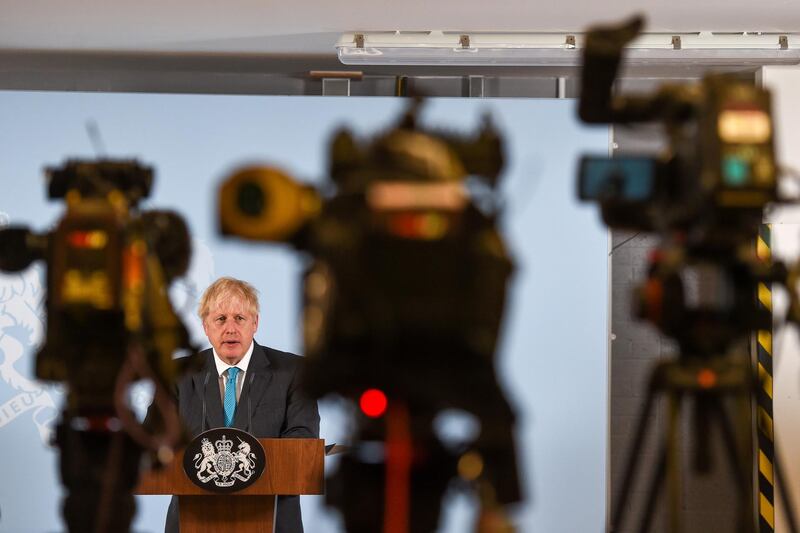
[360,389,388,418]
[390,213,419,238]
[68,230,107,249]
[68,231,92,248]
[388,212,448,240]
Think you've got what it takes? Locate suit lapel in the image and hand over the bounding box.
[197,350,225,430]
[232,343,273,432]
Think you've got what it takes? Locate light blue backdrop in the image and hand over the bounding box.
[0,92,608,532]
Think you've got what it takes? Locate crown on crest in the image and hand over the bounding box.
[215,436,234,453]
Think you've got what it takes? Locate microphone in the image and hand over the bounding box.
[201,371,211,432]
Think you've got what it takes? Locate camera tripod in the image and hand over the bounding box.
[609,353,798,533]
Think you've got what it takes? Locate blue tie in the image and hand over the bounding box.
[224,367,240,427]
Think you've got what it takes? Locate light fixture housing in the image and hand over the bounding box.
[336,31,800,66]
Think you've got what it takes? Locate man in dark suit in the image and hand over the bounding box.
[164,276,320,533]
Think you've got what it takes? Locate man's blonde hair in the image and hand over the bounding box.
[198,277,260,320]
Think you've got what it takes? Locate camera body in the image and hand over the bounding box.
[577,16,783,358]
[0,160,194,406]
[219,104,521,528]
[0,159,197,532]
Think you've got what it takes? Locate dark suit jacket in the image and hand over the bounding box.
[165,342,320,533]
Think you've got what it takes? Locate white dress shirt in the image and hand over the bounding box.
[212,340,254,402]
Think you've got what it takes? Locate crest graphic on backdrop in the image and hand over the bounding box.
[183,427,266,493]
[0,212,58,444]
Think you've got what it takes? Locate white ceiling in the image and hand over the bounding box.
[1,0,799,57]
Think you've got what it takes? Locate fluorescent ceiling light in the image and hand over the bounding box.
[337,31,800,66]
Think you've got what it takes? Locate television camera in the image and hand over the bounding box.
[0,159,198,533]
[218,101,521,532]
[577,16,800,532]
[575,16,795,357]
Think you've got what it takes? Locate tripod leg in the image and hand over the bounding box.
[665,393,684,533]
[637,443,668,533]
[708,396,753,533]
[610,388,658,532]
[692,398,712,474]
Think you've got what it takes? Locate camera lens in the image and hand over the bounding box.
[237,181,266,217]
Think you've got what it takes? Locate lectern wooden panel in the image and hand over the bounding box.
[179,495,276,533]
[136,438,324,533]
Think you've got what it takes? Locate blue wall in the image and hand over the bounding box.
[0,92,608,532]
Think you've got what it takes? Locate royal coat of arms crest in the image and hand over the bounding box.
[183,427,266,493]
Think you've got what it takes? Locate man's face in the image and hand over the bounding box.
[202,294,259,365]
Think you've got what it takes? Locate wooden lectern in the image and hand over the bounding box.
[136,438,325,533]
